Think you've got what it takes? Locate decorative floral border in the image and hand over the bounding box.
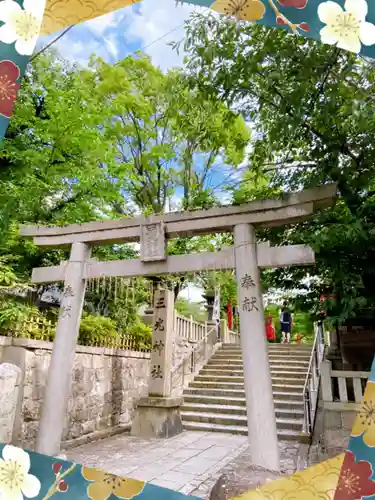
[0,0,46,141]
[0,443,202,499]
[210,0,375,55]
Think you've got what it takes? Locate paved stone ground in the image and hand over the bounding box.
[66,432,301,498]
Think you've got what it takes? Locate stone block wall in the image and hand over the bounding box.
[313,402,356,458]
[0,338,150,450]
[0,363,21,443]
[322,406,356,454]
[0,326,214,449]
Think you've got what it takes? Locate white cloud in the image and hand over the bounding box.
[46,0,209,70]
[86,10,122,36]
[122,0,206,70]
[103,34,120,61]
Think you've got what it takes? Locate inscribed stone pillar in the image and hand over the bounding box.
[234,224,280,471]
[149,289,174,397]
[131,289,183,438]
[36,242,90,456]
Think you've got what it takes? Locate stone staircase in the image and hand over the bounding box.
[181,343,312,441]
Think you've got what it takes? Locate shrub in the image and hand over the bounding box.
[79,314,119,346]
[127,320,152,350]
[0,299,42,334]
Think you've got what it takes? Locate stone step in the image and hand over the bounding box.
[220,349,311,356]
[212,355,311,362]
[189,381,304,393]
[215,348,311,354]
[217,346,311,353]
[195,374,305,385]
[207,359,310,368]
[199,368,307,377]
[222,343,312,351]
[202,364,308,372]
[184,387,302,400]
[217,357,309,364]
[181,403,304,420]
[182,421,302,440]
[183,394,305,410]
[181,411,304,431]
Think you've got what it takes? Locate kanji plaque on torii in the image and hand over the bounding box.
[20,184,336,470]
[140,222,166,262]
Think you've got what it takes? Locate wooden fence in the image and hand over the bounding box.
[13,312,211,351]
[13,311,238,352]
[12,315,151,351]
[15,315,55,341]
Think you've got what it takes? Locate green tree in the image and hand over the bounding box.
[175,297,206,322]
[81,55,249,214]
[1,52,249,299]
[183,14,375,322]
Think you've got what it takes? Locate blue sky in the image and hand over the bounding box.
[39,0,203,70]
[37,0,249,205]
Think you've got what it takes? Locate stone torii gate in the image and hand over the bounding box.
[20,184,336,470]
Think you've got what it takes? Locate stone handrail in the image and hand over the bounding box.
[302,322,325,435]
[321,359,370,404]
[174,313,206,342]
[170,322,219,397]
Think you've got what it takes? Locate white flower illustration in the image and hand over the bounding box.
[318,0,375,53]
[0,445,41,499]
[0,0,46,56]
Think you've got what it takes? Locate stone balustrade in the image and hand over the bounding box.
[174,313,207,342]
[170,322,220,398]
[228,329,240,345]
[315,360,370,457]
[320,360,370,405]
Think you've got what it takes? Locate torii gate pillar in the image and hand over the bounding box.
[234,224,280,471]
[36,242,91,456]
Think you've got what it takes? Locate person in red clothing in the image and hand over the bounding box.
[265,314,276,342]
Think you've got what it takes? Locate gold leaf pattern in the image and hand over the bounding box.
[41,0,141,36]
[233,454,344,499]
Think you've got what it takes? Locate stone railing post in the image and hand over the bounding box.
[131,289,183,438]
[204,322,208,359]
[220,318,229,343]
[320,360,333,402]
[36,242,91,456]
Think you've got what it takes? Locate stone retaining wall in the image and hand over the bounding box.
[313,401,356,457]
[0,362,21,443]
[0,337,150,449]
[0,332,204,449]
